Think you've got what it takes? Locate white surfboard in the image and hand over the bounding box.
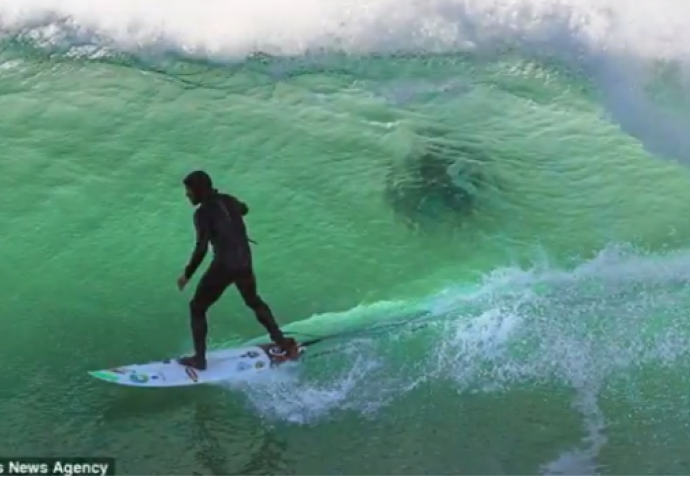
[88,343,306,387]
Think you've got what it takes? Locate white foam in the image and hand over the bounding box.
[198,243,690,473]
[231,339,386,423]
[0,0,689,62]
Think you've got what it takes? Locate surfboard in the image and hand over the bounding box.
[88,342,306,387]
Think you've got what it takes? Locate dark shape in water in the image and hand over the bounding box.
[385,131,488,228]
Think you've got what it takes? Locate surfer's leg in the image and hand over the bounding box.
[235,270,296,355]
[179,265,232,370]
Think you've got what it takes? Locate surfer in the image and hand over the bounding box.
[176,170,298,370]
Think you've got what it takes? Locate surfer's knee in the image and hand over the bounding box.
[189,298,208,318]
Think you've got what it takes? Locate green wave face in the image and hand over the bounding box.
[3,4,690,474]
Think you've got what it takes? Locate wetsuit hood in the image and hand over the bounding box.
[183,170,216,205]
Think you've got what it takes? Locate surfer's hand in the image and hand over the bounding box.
[177,274,189,291]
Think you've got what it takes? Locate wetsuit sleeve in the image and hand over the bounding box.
[184,208,210,279]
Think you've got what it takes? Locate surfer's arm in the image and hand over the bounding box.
[184,209,210,279]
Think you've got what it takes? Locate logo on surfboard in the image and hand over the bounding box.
[129,373,149,384]
[184,367,198,382]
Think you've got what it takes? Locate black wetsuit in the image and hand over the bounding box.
[184,191,286,361]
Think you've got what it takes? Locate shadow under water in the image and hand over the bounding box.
[385,128,491,229]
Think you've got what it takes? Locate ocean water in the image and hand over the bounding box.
[3,0,690,475]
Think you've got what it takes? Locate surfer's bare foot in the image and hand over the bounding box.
[178,355,207,370]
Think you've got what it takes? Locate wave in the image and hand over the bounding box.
[0,0,687,62]
[3,0,690,166]
[227,243,690,473]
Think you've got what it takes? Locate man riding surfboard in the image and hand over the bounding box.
[176,170,298,370]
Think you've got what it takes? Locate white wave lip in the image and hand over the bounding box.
[0,0,688,60]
